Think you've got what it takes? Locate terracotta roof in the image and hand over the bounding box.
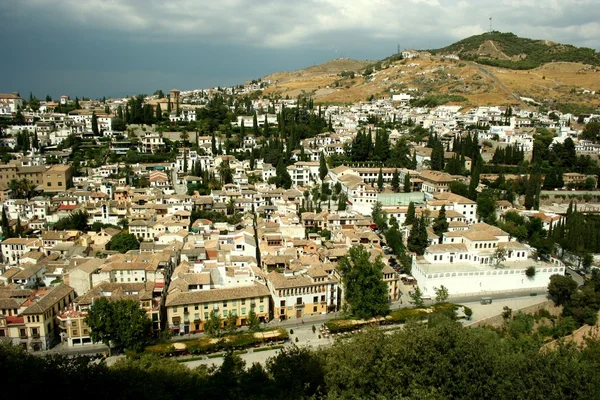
[21,284,74,315]
[166,282,269,307]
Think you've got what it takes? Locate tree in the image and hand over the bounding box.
[391,169,400,192]
[319,152,328,181]
[408,216,428,255]
[371,201,387,231]
[267,345,326,399]
[548,275,578,306]
[338,246,390,319]
[204,310,222,337]
[246,308,260,332]
[377,168,384,192]
[84,297,152,352]
[434,285,449,303]
[492,247,508,268]
[433,205,449,237]
[91,112,99,135]
[405,201,416,226]
[476,189,497,224]
[403,173,411,193]
[525,266,536,278]
[14,216,23,237]
[410,286,424,307]
[53,211,89,231]
[225,311,238,334]
[155,103,163,121]
[1,206,10,238]
[107,233,140,253]
[217,160,233,185]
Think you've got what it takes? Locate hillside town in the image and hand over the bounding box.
[0,79,598,354]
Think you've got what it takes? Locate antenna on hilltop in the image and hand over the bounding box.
[489,17,493,33]
[397,44,400,54]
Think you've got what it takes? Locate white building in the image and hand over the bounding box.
[412,223,564,297]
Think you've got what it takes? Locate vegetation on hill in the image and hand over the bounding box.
[432,31,600,69]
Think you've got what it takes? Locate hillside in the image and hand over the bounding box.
[431,31,600,70]
[262,56,600,110]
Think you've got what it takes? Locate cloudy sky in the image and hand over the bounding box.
[1,0,598,99]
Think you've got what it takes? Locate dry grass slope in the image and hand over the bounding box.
[260,56,600,108]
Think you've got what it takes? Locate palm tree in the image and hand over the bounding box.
[227,198,236,215]
[20,179,37,200]
[8,179,21,198]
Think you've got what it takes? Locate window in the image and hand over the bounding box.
[204,312,208,319]
[241,308,246,315]
[321,295,325,302]
[58,182,62,186]
[223,301,227,308]
[47,182,51,186]
[194,305,199,310]
[260,297,264,303]
[280,300,285,307]
[72,330,78,336]
[241,299,246,305]
[313,306,317,312]
[203,304,208,309]
[259,306,264,313]
[313,296,318,303]
[71,321,76,326]
[223,310,228,317]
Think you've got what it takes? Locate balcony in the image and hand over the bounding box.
[32,333,40,339]
[295,302,305,308]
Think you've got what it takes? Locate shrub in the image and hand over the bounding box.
[289,329,294,335]
[526,266,536,278]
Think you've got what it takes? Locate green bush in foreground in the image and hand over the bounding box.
[2,318,600,399]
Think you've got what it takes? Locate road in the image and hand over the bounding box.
[466,61,523,103]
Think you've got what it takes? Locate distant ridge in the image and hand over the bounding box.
[430,31,600,70]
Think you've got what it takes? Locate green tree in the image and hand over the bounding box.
[410,286,424,307]
[319,152,328,181]
[84,297,152,352]
[405,201,416,226]
[266,345,325,399]
[391,169,400,192]
[408,216,428,255]
[548,275,578,306]
[434,285,449,303]
[377,167,384,191]
[1,206,11,238]
[204,310,222,337]
[403,172,411,192]
[107,233,140,253]
[476,189,497,224]
[155,103,163,121]
[433,205,449,237]
[371,201,387,231]
[338,246,390,319]
[91,112,99,135]
[246,308,260,332]
[225,311,238,334]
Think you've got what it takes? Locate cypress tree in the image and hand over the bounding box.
[391,169,400,193]
[91,112,99,135]
[319,152,328,181]
[433,205,449,238]
[377,168,384,192]
[405,202,416,226]
[156,103,162,121]
[404,173,411,193]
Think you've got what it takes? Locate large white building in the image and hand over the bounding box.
[412,223,564,297]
